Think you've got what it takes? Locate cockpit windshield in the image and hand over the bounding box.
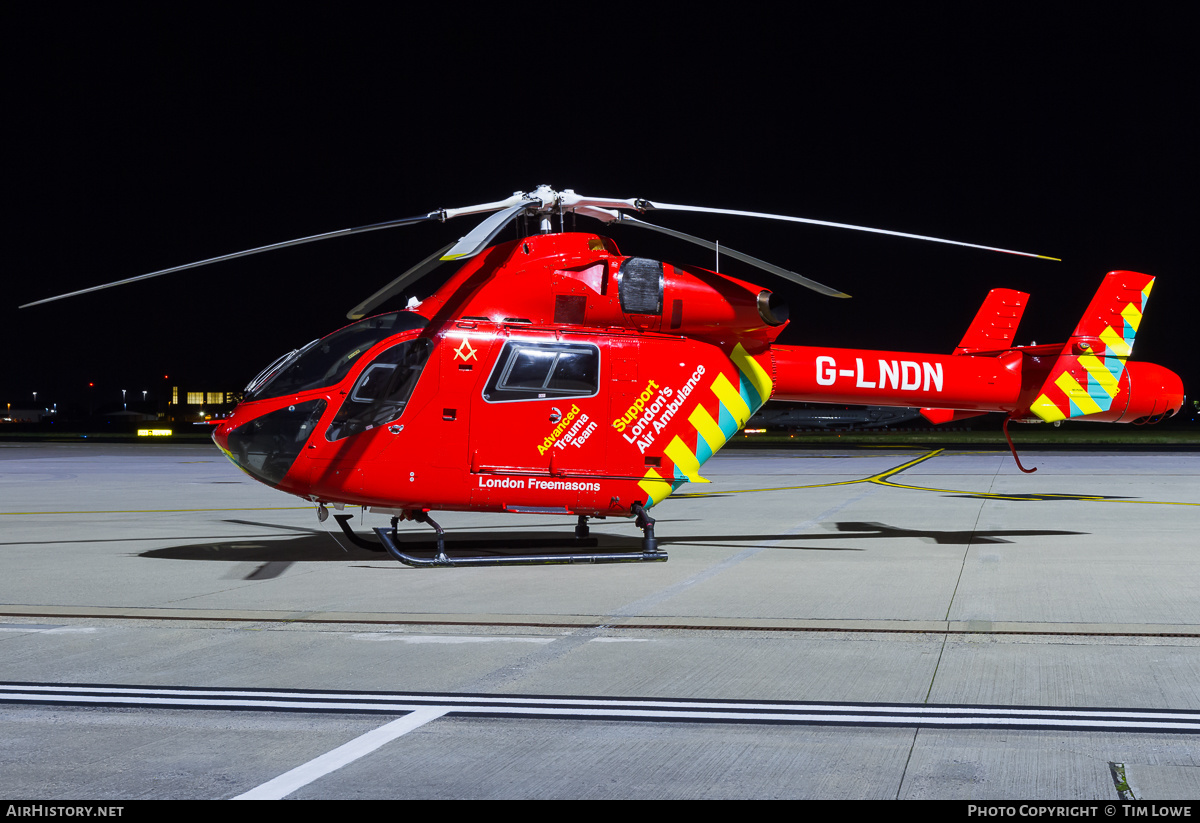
[245,312,428,402]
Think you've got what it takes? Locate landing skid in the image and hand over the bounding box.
[372,527,667,567]
[336,510,668,567]
[333,514,386,551]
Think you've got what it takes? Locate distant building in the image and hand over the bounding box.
[1,407,45,423]
[163,387,242,423]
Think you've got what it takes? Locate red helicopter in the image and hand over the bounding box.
[23,186,1185,566]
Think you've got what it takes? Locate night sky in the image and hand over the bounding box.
[4,8,1195,419]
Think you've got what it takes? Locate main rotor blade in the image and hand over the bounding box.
[346,242,455,320]
[568,205,623,224]
[441,191,532,220]
[440,200,537,261]
[637,200,1061,261]
[615,214,851,298]
[19,212,442,309]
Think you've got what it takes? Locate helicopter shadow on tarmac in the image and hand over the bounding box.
[136,517,1088,579]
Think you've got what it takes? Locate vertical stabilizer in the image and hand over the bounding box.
[1027,271,1155,422]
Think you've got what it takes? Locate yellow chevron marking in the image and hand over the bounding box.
[664,436,709,483]
[1100,325,1132,357]
[712,373,751,426]
[1030,393,1067,422]
[1121,301,1143,332]
[688,404,725,455]
[637,469,675,507]
[1078,353,1120,398]
[731,343,774,402]
[1143,280,1154,299]
[1054,370,1103,415]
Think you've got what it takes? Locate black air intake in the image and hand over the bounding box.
[618,257,664,315]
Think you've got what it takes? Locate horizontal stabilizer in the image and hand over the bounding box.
[954,288,1028,355]
[919,408,988,425]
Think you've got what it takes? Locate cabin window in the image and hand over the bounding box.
[482,341,600,402]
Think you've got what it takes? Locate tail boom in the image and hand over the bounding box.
[770,346,1024,411]
[769,272,1182,423]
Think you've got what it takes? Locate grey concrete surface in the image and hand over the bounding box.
[1,441,1198,799]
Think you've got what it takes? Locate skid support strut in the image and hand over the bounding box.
[631,502,659,553]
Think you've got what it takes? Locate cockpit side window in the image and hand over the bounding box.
[325,337,433,441]
[483,341,599,402]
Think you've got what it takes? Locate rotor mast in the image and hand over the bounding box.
[528,184,557,233]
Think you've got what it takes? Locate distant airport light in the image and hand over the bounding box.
[137,429,173,437]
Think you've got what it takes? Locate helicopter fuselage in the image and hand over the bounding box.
[211,231,1184,521]
[213,232,786,517]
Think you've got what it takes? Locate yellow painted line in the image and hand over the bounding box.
[1,506,314,516]
[679,450,944,496]
[676,478,860,497]
[678,449,1199,506]
[1077,498,1200,507]
[865,449,945,480]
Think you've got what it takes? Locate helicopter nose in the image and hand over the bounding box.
[212,419,233,454]
[215,399,327,487]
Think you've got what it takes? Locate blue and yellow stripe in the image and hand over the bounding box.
[1031,278,1152,422]
[638,344,774,507]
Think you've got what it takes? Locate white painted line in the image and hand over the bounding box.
[5,683,1200,732]
[352,633,554,644]
[232,707,448,800]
